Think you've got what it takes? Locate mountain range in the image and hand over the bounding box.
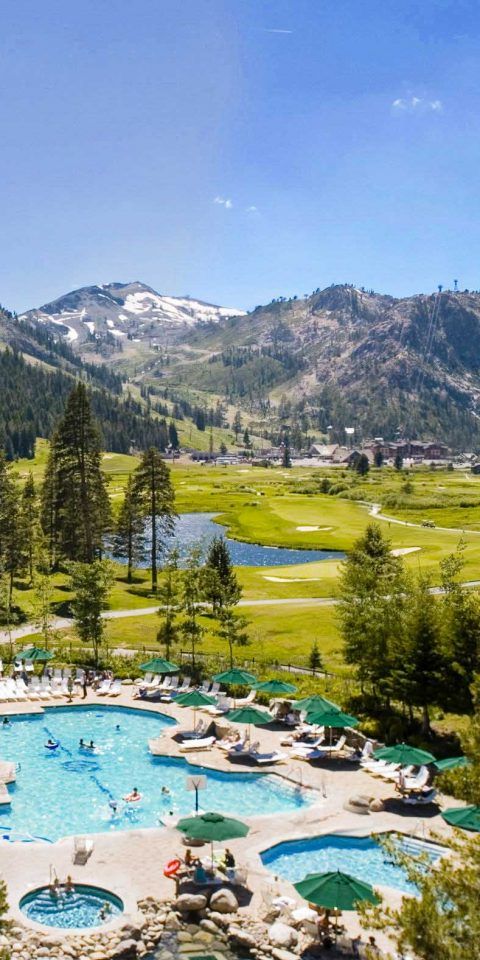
[8,281,480,451]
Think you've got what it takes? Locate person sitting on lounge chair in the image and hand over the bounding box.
[193,860,209,884]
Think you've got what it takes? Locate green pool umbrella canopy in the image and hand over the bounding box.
[253,679,298,695]
[441,805,480,832]
[294,870,380,911]
[305,708,359,729]
[175,690,216,708]
[18,647,53,662]
[374,743,436,766]
[434,756,470,773]
[294,694,339,713]
[176,811,249,842]
[228,706,272,726]
[139,657,179,674]
[213,668,256,686]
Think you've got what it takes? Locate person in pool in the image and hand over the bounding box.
[161,786,171,796]
[2,718,10,727]
[99,902,112,920]
[64,876,75,893]
[123,787,141,802]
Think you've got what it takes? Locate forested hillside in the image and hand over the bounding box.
[0,348,171,459]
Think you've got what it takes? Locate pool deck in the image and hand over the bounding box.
[0,688,456,948]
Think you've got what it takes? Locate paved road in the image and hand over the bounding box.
[368,501,480,535]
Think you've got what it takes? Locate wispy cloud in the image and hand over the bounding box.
[246,205,258,213]
[392,96,443,114]
[264,28,293,34]
[213,196,233,209]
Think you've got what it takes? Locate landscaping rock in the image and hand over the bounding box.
[209,889,239,914]
[175,894,208,913]
[268,923,298,949]
[111,939,139,960]
[228,926,258,950]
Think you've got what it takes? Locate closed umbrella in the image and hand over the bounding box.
[175,689,216,727]
[373,743,436,766]
[228,705,272,743]
[140,657,179,674]
[176,810,249,859]
[253,679,298,695]
[434,756,470,773]
[441,805,480,832]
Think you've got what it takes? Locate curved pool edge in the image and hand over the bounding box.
[12,879,142,939]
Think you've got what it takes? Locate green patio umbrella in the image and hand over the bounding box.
[294,870,380,923]
[139,657,180,674]
[228,705,273,742]
[175,689,216,726]
[253,679,298,695]
[441,805,480,832]
[18,647,53,663]
[434,756,470,773]
[373,743,436,766]
[213,668,256,685]
[294,694,339,713]
[305,708,359,729]
[176,810,249,859]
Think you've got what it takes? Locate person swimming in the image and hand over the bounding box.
[64,875,74,893]
[45,738,59,750]
[99,901,112,920]
[109,799,119,814]
[2,718,10,727]
[115,724,121,732]
[161,786,171,796]
[123,787,142,803]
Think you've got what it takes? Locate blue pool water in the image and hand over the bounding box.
[261,833,443,894]
[20,884,123,928]
[0,706,309,841]
[112,513,343,568]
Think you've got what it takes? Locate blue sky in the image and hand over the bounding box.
[1,0,479,312]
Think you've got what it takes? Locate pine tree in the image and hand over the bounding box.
[217,607,250,669]
[308,640,323,675]
[41,385,111,564]
[68,559,114,666]
[233,410,242,441]
[132,448,175,592]
[202,537,240,614]
[112,476,145,582]
[180,547,204,670]
[156,548,180,660]
[20,472,39,584]
[282,440,292,468]
[168,421,179,450]
[0,451,24,602]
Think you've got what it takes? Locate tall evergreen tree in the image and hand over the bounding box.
[156,548,181,660]
[168,421,179,450]
[202,537,240,614]
[68,559,114,666]
[20,472,39,584]
[112,476,145,582]
[217,607,250,669]
[132,448,175,592]
[0,451,24,601]
[41,385,111,564]
[180,546,204,670]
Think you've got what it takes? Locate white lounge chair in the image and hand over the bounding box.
[248,748,287,765]
[177,677,191,695]
[218,735,247,753]
[97,680,112,696]
[73,836,94,864]
[404,766,430,792]
[108,680,122,697]
[233,690,257,708]
[202,698,231,716]
[290,735,326,759]
[402,787,437,806]
[198,681,211,695]
[179,736,216,751]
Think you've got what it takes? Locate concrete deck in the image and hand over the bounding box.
[0,687,455,946]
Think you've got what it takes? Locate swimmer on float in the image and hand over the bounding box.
[45,738,59,750]
[123,786,142,803]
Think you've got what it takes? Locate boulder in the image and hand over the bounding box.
[228,926,258,950]
[120,926,143,942]
[206,911,231,930]
[209,889,239,914]
[268,923,299,949]
[271,949,301,960]
[111,940,139,960]
[175,893,208,913]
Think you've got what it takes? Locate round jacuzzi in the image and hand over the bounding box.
[20,883,123,928]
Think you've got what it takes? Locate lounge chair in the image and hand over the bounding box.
[180,720,208,740]
[402,787,437,806]
[108,680,122,697]
[202,698,231,716]
[210,681,225,697]
[247,748,287,765]
[198,681,211,695]
[179,736,216,751]
[290,735,326,759]
[233,690,257,708]
[218,735,247,753]
[177,677,192,695]
[97,680,112,696]
[228,740,260,759]
[403,766,430,792]
[72,836,94,864]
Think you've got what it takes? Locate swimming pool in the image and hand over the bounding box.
[20,883,123,928]
[0,706,309,841]
[261,833,444,895]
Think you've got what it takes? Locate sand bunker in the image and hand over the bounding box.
[296,525,333,532]
[390,547,421,557]
[262,575,321,582]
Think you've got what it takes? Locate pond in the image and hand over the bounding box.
[113,513,344,568]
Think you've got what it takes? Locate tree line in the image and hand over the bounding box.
[338,523,480,734]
